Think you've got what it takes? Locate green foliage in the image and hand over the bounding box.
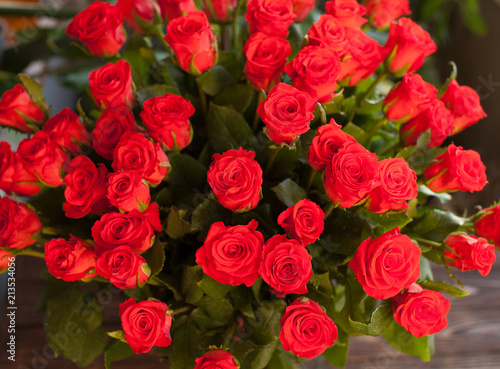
[383,320,434,362]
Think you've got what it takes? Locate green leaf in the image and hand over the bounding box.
[142,238,165,276]
[348,304,393,336]
[249,300,286,345]
[411,208,466,242]
[182,265,204,305]
[382,320,434,361]
[62,326,108,367]
[191,197,232,238]
[107,330,127,343]
[322,328,349,369]
[190,308,228,330]
[271,179,307,208]
[167,152,208,199]
[267,347,297,369]
[359,210,413,236]
[166,206,192,239]
[206,103,257,152]
[213,83,255,113]
[308,272,334,296]
[153,272,183,301]
[18,73,48,115]
[136,84,180,105]
[104,340,134,369]
[396,130,446,174]
[241,341,279,369]
[122,33,156,87]
[197,65,235,96]
[418,280,469,297]
[229,285,256,319]
[198,273,233,299]
[343,122,368,145]
[198,295,234,322]
[418,185,452,204]
[167,316,203,369]
[458,0,487,36]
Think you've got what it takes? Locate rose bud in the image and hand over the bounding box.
[66,1,126,58]
[285,45,342,103]
[475,204,500,247]
[158,0,196,22]
[337,28,387,86]
[92,203,161,255]
[112,132,170,185]
[365,0,411,29]
[443,233,496,276]
[307,119,356,171]
[384,17,437,76]
[140,94,195,151]
[96,246,151,289]
[325,0,367,29]
[280,298,338,359]
[0,249,14,270]
[194,350,238,369]
[291,0,315,22]
[324,141,379,208]
[400,99,453,148]
[164,11,216,74]
[278,199,325,247]
[43,108,91,156]
[195,220,264,287]
[245,0,296,38]
[64,156,110,219]
[349,227,421,300]
[45,236,97,282]
[423,144,487,193]
[391,284,450,338]
[259,235,313,297]
[207,147,263,212]
[203,0,238,22]
[307,14,347,54]
[0,197,42,249]
[383,73,437,124]
[440,79,487,135]
[119,298,172,354]
[117,0,161,34]
[107,171,151,213]
[0,142,15,193]
[257,83,316,146]
[0,84,46,133]
[92,106,139,160]
[13,131,70,195]
[89,61,134,110]
[243,32,292,91]
[368,158,418,213]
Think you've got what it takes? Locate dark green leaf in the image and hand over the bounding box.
[249,300,286,345]
[122,33,155,87]
[348,304,393,336]
[18,73,48,115]
[167,152,208,198]
[198,273,233,299]
[382,320,433,361]
[322,328,349,369]
[198,295,234,322]
[153,272,183,301]
[167,316,203,369]
[271,179,307,207]
[229,285,256,319]
[197,65,235,96]
[419,256,434,280]
[267,347,297,369]
[190,307,228,330]
[418,185,452,204]
[142,238,165,276]
[396,130,446,174]
[343,122,368,144]
[308,272,334,296]
[359,210,413,235]
[166,206,192,239]
[241,341,279,369]
[136,84,180,105]
[458,0,487,36]
[104,340,134,369]
[411,208,466,242]
[213,83,255,113]
[191,197,232,238]
[418,280,469,297]
[182,265,204,305]
[62,326,107,367]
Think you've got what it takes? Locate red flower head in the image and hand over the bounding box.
[325,0,367,29]
[0,84,46,133]
[89,61,134,110]
[475,204,500,247]
[444,233,496,276]
[245,0,296,37]
[0,197,42,250]
[278,199,325,246]
[365,0,411,29]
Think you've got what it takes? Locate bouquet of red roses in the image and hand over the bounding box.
[0,0,497,368]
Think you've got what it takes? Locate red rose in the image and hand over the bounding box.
[365,0,411,29]
[391,284,450,337]
[96,246,150,289]
[337,28,387,86]
[117,0,161,33]
[0,84,46,133]
[440,79,487,135]
[257,83,316,146]
[194,349,238,369]
[13,131,70,193]
[246,0,296,37]
[112,131,170,185]
[325,0,367,29]
[195,220,264,287]
[324,141,378,208]
[107,171,151,213]
[158,0,196,21]
[384,17,437,76]
[243,32,292,91]
[307,14,347,53]
[207,148,263,212]
[66,1,126,57]
[280,298,338,359]
[443,233,496,276]
[119,298,172,354]
[349,227,421,299]
[259,235,312,297]
[383,73,437,123]
[43,108,91,156]
[92,106,139,160]
[475,204,500,247]
[285,45,342,103]
[0,197,42,249]
[44,236,97,282]
[92,203,161,255]
[368,158,418,213]
[203,0,238,22]
[0,142,15,193]
[63,156,110,219]
[89,61,134,110]
[291,0,315,22]
[0,249,14,270]
[164,11,216,74]
[278,199,325,247]
[141,94,195,151]
[307,119,355,171]
[400,99,453,148]
[423,144,487,193]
